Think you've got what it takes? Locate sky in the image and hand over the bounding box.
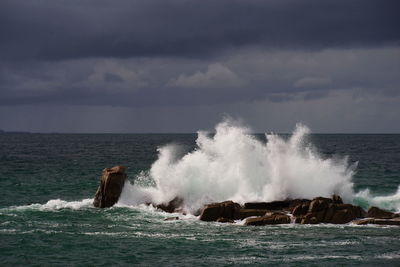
[0,0,399,133]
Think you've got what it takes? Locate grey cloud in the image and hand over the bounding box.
[293,77,332,89]
[0,0,399,61]
[167,63,245,89]
[1,47,399,107]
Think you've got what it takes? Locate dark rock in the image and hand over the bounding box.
[292,203,310,216]
[244,214,291,226]
[298,197,366,224]
[156,197,184,213]
[199,201,241,221]
[93,166,127,208]
[264,211,289,216]
[351,218,375,225]
[332,194,343,204]
[244,199,309,212]
[236,209,269,220]
[301,213,318,224]
[330,209,353,224]
[308,197,332,213]
[352,217,400,226]
[243,201,287,210]
[285,199,311,212]
[329,205,366,224]
[294,217,303,224]
[323,204,336,222]
[216,217,235,223]
[367,206,395,219]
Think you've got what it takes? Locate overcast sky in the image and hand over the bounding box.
[1,0,399,133]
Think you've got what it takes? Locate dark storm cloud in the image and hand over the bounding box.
[0,0,399,61]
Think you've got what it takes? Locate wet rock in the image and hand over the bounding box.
[332,194,343,204]
[367,206,395,219]
[244,199,309,212]
[216,217,235,223]
[199,201,241,221]
[156,197,184,213]
[300,213,318,224]
[285,199,311,212]
[264,211,289,216]
[243,200,292,210]
[298,197,366,224]
[308,197,332,213]
[93,166,127,208]
[292,203,310,216]
[352,217,400,226]
[236,209,269,220]
[244,214,291,226]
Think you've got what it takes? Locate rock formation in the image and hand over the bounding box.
[91,171,399,226]
[156,197,184,213]
[93,166,127,208]
[367,206,397,219]
[196,194,399,226]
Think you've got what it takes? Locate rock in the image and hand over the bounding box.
[216,217,234,223]
[93,166,127,208]
[323,204,336,222]
[332,194,343,204]
[164,217,179,221]
[199,201,241,221]
[308,197,332,213]
[244,214,291,226]
[299,198,366,224]
[236,209,269,219]
[156,197,184,213]
[292,203,309,216]
[301,213,318,224]
[373,218,400,226]
[244,199,309,212]
[367,206,395,219]
[329,205,365,224]
[264,211,289,216]
[352,217,400,226]
[329,209,353,224]
[285,199,311,212]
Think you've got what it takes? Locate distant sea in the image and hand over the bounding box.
[1,126,400,266]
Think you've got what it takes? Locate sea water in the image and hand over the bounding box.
[1,121,400,266]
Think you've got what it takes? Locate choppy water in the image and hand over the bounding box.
[1,124,400,266]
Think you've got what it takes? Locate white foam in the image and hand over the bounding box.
[354,186,400,212]
[120,120,356,213]
[9,198,93,211]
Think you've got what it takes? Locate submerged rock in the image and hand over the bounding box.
[93,166,127,208]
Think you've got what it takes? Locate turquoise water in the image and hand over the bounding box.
[1,133,400,266]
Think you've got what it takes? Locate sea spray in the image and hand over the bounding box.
[353,186,400,212]
[119,121,356,212]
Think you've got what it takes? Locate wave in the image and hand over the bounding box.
[9,119,399,214]
[2,198,93,212]
[354,186,400,212]
[119,120,358,213]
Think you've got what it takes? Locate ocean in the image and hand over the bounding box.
[1,122,400,266]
